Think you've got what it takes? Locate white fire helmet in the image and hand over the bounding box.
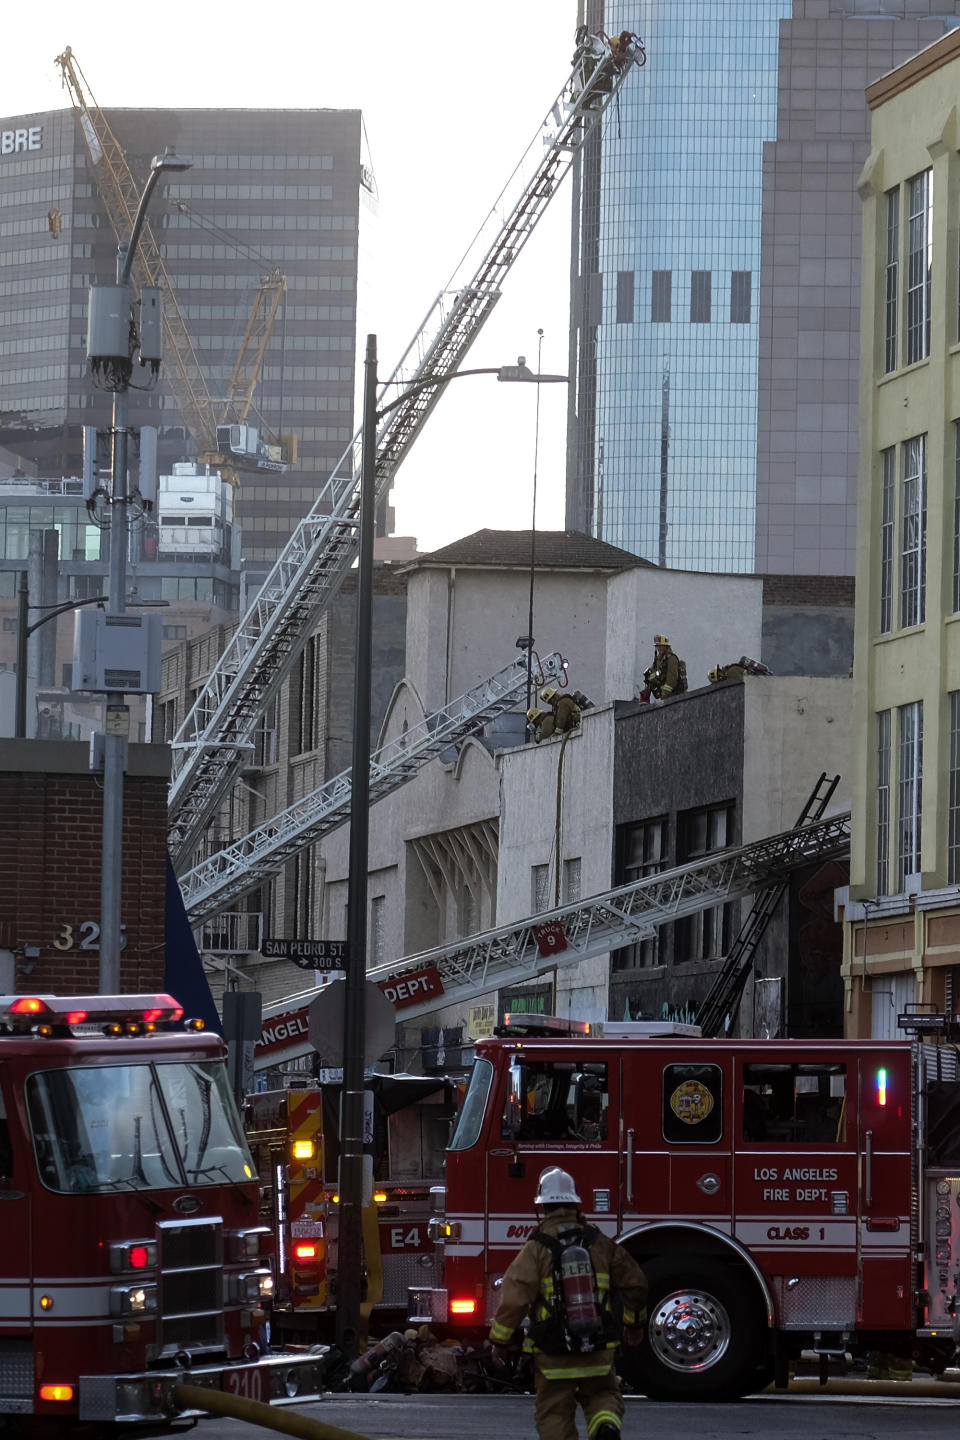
[535,1166,581,1206]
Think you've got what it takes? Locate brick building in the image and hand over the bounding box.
[0,741,169,993]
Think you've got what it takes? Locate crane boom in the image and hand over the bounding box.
[180,652,566,924]
[56,46,218,455]
[166,32,646,868]
[254,805,852,1068]
[55,46,292,473]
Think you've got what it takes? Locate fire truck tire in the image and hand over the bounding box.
[622,1257,766,1402]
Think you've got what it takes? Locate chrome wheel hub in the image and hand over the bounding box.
[649,1288,731,1373]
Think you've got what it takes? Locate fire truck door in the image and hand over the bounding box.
[857,1053,913,1329]
[490,1056,621,1247]
[656,1060,730,1219]
[0,1069,29,1331]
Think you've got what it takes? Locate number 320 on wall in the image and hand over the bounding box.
[53,922,127,951]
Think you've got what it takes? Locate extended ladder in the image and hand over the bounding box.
[256,804,851,1066]
[181,652,566,924]
[167,33,646,867]
[696,773,841,1037]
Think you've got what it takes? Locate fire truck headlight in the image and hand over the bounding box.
[233,1270,272,1304]
[111,1283,158,1317]
[229,1227,269,1261]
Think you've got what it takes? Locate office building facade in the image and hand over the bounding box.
[0,104,373,575]
[844,31,960,1037]
[568,1,954,575]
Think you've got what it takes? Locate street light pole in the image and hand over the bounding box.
[98,149,190,993]
[336,334,379,1360]
[332,347,567,1354]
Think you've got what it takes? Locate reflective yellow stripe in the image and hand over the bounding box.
[490,1322,513,1343]
[588,1413,620,1436]
[540,1364,612,1379]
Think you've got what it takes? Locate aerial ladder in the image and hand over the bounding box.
[254,800,852,1069]
[180,651,567,924]
[165,30,647,868]
[55,46,293,476]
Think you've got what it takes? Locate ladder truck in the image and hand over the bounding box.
[179,649,566,924]
[246,798,851,1340]
[165,30,647,868]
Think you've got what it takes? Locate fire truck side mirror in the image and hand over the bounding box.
[503,1061,524,1140]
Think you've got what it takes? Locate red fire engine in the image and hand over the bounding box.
[0,993,326,1426]
[245,1075,457,1337]
[412,1016,960,1400]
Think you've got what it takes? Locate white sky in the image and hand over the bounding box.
[7,1,582,554]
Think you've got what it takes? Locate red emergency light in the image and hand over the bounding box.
[450,1297,478,1315]
[293,1241,320,1262]
[0,994,185,1030]
[38,1383,74,1403]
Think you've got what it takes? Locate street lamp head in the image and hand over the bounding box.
[151,149,192,174]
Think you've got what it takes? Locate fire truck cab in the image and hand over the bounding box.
[415,1017,960,1400]
[0,994,326,1427]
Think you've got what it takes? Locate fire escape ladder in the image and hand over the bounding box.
[696,773,843,1038]
[167,37,646,868]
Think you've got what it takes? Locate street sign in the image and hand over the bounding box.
[261,937,348,970]
[307,979,396,1067]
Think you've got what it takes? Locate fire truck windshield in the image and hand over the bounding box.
[26,1060,254,1193]
[448,1058,494,1151]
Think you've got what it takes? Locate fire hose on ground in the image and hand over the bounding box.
[172,1382,375,1440]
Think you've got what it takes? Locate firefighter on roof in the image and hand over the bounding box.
[533,687,582,742]
[488,1167,647,1440]
[637,633,686,703]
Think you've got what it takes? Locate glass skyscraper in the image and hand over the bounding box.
[567,1,958,574]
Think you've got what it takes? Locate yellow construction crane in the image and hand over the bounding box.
[55,45,295,476]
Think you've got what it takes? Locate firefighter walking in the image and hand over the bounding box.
[489,1168,647,1440]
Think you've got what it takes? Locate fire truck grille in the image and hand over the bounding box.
[158,1219,224,1356]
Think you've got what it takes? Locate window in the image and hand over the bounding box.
[562,857,581,905]
[690,270,712,323]
[370,895,386,965]
[897,700,923,891]
[662,1063,722,1144]
[162,624,187,642]
[501,1059,608,1144]
[651,270,671,323]
[730,270,751,323]
[877,710,891,896]
[900,434,926,628]
[742,1062,846,1144]
[885,188,899,372]
[1,618,16,633]
[906,169,932,365]
[950,694,960,886]
[448,1058,494,1151]
[677,804,734,961]
[615,818,667,969]
[532,862,551,913]
[616,270,634,324]
[879,447,895,634]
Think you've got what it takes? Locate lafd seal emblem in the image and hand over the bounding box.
[669,1080,714,1125]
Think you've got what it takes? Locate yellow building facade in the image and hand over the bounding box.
[844,32,960,1036]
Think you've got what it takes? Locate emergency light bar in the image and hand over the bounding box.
[0,993,185,1029]
[497,1013,592,1038]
